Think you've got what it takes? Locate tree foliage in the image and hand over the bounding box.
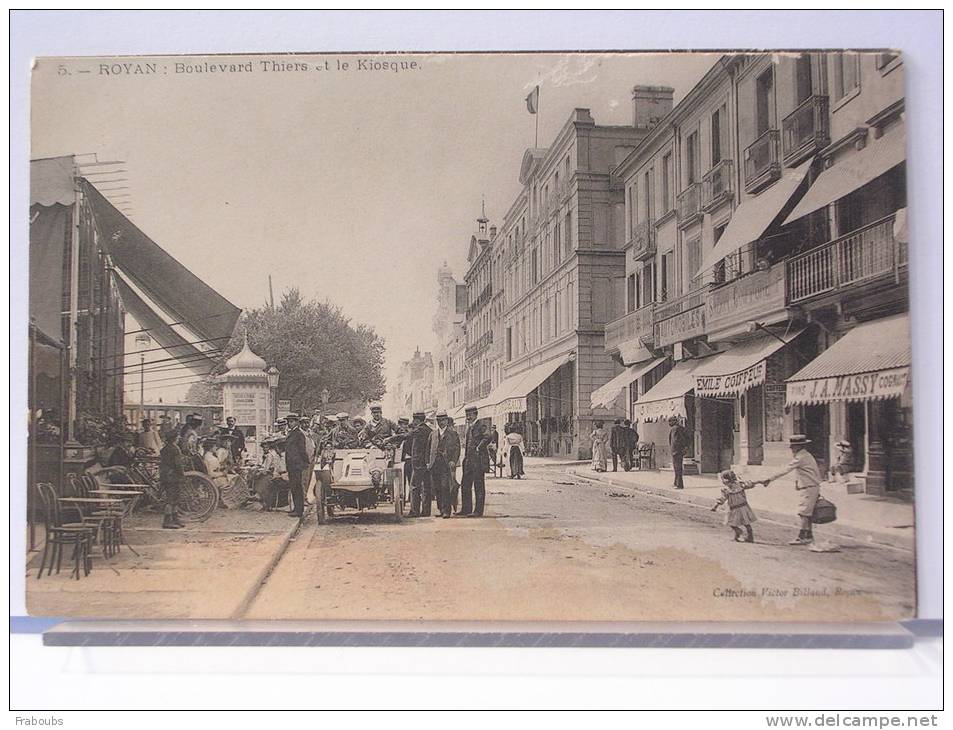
[184,377,223,405]
[215,288,386,413]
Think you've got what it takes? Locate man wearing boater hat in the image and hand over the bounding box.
[459,404,491,517]
[428,409,460,518]
[763,434,823,545]
[283,413,309,518]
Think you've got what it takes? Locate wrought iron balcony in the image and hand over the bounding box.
[787,214,906,304]
[782,95,830,167]
[604,303,655,355]
[676,182,703,229]
[465,330,494,360]
[702,159,733,212]
[630,219,657,261]
[744,129,781,194]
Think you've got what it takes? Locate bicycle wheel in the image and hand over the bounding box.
[178,471,219,522]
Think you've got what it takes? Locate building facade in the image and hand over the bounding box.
[432,260,467,413]
[600,52,909,493]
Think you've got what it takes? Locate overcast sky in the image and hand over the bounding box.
[32,51,715,404]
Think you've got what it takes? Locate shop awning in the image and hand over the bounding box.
[493,355,570,416]
[786,314,910,405]
[618,339,654,366]
[635,356,716,422]
[591,357,667,410]
[694,328,804,398]
[784,123,906,225]
[113,275,218,378]
[83,180,241,348]
[696,158,813,278]
[31,156,75,207]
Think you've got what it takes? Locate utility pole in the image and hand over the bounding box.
[268,274,275,309]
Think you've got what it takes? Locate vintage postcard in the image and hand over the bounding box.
[26,50,914,623]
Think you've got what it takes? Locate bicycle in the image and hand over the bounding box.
[100,449,219,522]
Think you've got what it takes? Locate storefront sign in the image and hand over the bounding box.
[654,304,706,347]
[635,396,686,423]
[277,399,292,419]
[706,264,785,335]
[786,366,910,405]
[695,361,767,398]
[495,397,527,416]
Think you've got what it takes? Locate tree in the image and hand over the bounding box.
[184,377,223,405]
[215,288,386,413]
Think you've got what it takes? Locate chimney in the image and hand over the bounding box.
[632,85,674,130]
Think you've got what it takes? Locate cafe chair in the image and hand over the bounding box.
[35,482,95,580]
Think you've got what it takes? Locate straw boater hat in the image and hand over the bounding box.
[397,417,410,426]
[789,434,812,446]
[435,409,448,419]
[465,404,478,414]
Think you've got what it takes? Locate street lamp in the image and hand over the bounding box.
[266,366,280,424]
[134,332,152,426]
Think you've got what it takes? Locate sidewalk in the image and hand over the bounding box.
[26,507,300,620]
[566,465,916,551]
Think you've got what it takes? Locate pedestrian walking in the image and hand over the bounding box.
[590,421,608,472]
[625,419,639,471]
[487,424,500,476]
[504,424,525,479]
[428,410,460,519]
[610,419,627,472]
[159,429,185,529]
[763,434,824,545]
[710,470,760,543]
[459,405,490,517]
[668,416,688,489]
[283,413,309,518]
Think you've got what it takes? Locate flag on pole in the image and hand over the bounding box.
[525,85,539,114]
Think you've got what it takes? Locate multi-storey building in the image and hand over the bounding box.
[453,100,664,457]
[462,207,498,406]
[598,52,909,493]
[391,347,435,418]
[432,260,467,413]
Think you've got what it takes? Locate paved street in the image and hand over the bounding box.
[245,463,915,622]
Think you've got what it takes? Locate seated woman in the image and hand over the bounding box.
[201,437,229,492]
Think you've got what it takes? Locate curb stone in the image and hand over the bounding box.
[567,468,914,552]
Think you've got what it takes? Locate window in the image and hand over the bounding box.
[564,211,572,257]
[644,168,655,219]
[795,53,813,105]
[567,281,574,330]
[686,237,702,284]
[554,222,562,265]
[626,273,636,312]
[831,53,860,101]
[756,67,775,135]
[686,130,700,184]
[711,107,723,165]
[661,153,672,212]
[660,253,673,301]
[531,248,539,285]
[564,155,571,183]
[554,290,561,335]
[712,223,728,283]
[626,186,633,239]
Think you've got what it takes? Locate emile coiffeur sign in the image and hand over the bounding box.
[786,366,910,406]
[694,361,767,399]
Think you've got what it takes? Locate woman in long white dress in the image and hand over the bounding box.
[590,421,608,472]
[505,424,525,479]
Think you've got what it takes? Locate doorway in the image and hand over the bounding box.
[744,386,765,465]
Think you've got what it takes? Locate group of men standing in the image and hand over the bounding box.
[609,418,640,472]
[391,405,491,519]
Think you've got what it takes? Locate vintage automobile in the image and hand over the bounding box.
[310,446,411,523]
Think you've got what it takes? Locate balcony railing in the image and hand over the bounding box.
[604,303,655,354]
[676,182,703,228]
[466,284,492,319]
[630,219,657,261]
[782,95,830,167]
[702,159,733,212]
[465,330,494,360]
[787,214,905,304]
[744,129,781,193]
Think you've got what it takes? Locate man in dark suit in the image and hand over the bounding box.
[221,416,246,463]
[668,415,688,489]
[428,410,460,519]
[610,418,627,472]
[284,413,310,517]
[408,411,433,517]
[459,405,491,517]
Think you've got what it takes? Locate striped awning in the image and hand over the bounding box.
[591,357,667,410]
[786,314,910,405]
[635,356,717,422]
[694,328,804,399]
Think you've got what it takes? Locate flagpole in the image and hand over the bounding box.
[534,86,539,148]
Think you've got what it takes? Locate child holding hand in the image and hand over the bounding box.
[710,470,762,543]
